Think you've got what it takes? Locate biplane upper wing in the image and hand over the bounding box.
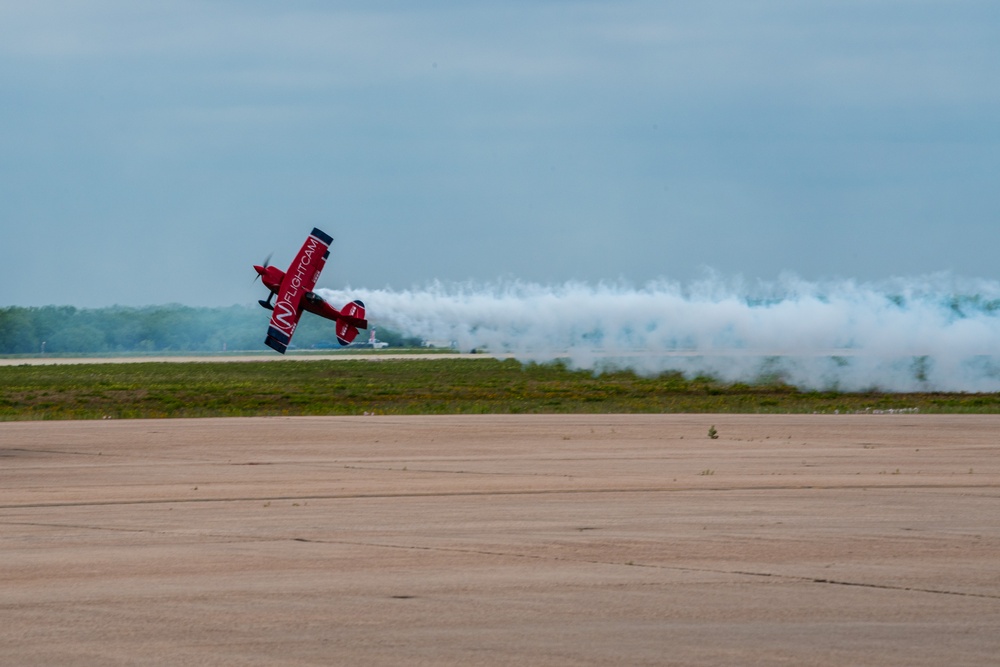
[264,228,333,353]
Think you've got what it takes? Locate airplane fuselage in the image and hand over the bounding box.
[253,264,348,321]
[253,264,367,328]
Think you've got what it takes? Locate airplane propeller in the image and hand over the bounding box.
[253,252,273,283]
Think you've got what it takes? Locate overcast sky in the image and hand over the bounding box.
[2,1,998,307]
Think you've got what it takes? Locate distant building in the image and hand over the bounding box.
[350,329,389,349]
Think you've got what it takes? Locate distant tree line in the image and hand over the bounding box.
[0,305,420,355]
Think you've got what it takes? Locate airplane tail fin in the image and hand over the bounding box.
[341,299,366,323]
[336,299,368,346]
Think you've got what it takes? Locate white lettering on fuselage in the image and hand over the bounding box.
[272,236,322,335]
[273,301,297,330]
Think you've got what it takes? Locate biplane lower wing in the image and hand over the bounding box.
[264,228,333,354]
[265,325,293,354]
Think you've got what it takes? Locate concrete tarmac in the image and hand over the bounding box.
[2,414,998,666]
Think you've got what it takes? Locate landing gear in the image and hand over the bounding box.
[258,293,275,310]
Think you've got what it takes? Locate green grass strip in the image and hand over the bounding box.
[2,358,999,420]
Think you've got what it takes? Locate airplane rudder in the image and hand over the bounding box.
[343,299,366,320]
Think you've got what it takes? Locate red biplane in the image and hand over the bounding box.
[253,228,368,353]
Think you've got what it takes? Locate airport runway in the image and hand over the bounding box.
[0,347,923,366]
[2,414,999,666]
[0,353,469,366]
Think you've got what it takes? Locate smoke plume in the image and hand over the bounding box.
[318,274,1000,392]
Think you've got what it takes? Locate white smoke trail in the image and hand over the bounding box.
[318,274,1000,392]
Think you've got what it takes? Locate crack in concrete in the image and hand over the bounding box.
[5,517,995,602]
[3,482,999,511]
[282,536,1000,601]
